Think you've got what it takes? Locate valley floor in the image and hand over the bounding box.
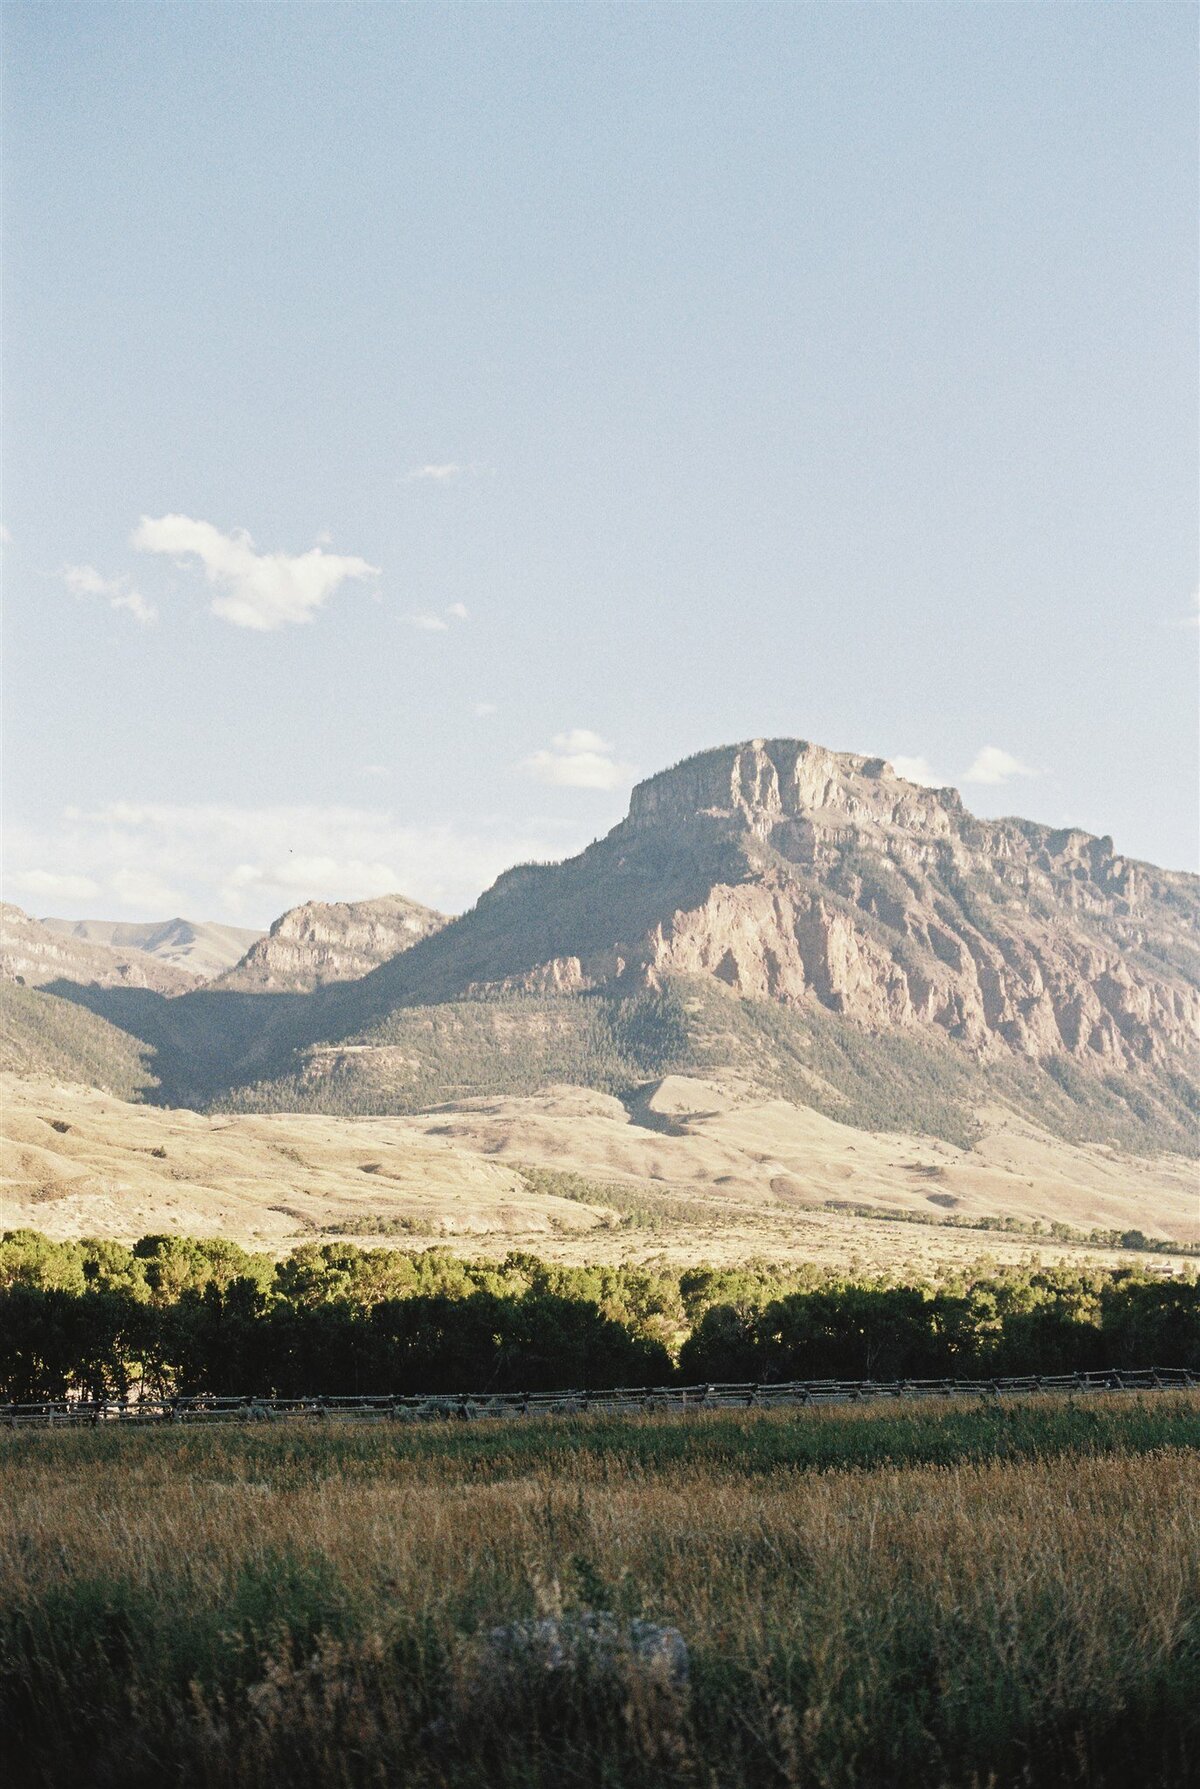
[1,1071,1195,1272]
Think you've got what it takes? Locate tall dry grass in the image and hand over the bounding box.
[1,1394,1197,1787]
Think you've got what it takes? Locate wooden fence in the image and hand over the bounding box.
[2,1366,1196,1429]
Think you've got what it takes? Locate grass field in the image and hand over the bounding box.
[2,1393,1197,1787]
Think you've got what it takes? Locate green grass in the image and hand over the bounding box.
[2,1394,1197,1788]
[7,1386,1197,1480]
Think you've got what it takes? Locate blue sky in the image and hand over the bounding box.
[3,3,1196,924]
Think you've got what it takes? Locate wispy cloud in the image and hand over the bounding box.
[132,514,378,631]
[109,866,182,910]
[474,701,498,718]
[405,463,463,482]
[961,746,1037,787]
[0,525,11,545]
[522,729,633,792]
[405,603,469,632]
[6,869,102,905]
[62,563,157,626]
[1178,592,1200,629]
[7,802,583,923]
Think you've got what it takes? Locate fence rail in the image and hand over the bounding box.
[3,1367,1196,1429]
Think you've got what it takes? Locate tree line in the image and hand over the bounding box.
[1,1230,1197,1402]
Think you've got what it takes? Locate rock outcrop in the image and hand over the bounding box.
[370,739,1199,1082]
[0,904,197,996]
[215,894,447,992]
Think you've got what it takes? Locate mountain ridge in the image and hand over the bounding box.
[1,904,198,996]
[41,915,262,980]
[356,738,1198,1072]
[4,738,1196,1161]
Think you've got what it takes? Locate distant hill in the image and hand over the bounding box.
[0,982,157,1099]
[8,739,1197,1161]
[5,1069,1196,1261]
[1,904,197,996]
[41,915,262,980]
[213,894,446,992]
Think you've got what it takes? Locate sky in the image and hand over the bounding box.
[2,2,1196,926]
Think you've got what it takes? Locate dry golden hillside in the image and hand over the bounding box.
[3,1071,1194,1272]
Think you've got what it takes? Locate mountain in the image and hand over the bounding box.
[213,894,447,992]
[40,915,263,980]
[0,904,197,995]
[358,738,1198,1061]
[219,738,1198,1153]
[6,739,1197,1161]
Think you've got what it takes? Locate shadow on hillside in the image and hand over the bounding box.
[40,979,318,1108]
[618,1085,690,1136]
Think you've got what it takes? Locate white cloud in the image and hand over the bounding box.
[359,764,391,779]
[1179,592,1200,629]
[405,463,463,482]
[224,854,405,903]
[556,729,610,754]
[891,745,1040,791]
[6,802,583,923]
[446,601,469,620]
[6,869,102,904]
[961,745,1038,787]
[131,514,378,631]
[474,702,498,717]
[62,563,157,626]
[891,755,940,788]
[0,525,11,545]
[522,729,633,791]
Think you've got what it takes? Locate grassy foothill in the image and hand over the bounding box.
[1,1392,1197,1788]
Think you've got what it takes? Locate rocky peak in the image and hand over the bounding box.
[625,738,963,845]
[622,740,1182,923]
[373,737,1198,1095]
[216,893,447,992]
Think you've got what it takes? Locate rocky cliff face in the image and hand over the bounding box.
[0,904,197,996]
[371,739,1199,1083]
[216,894,447,992]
